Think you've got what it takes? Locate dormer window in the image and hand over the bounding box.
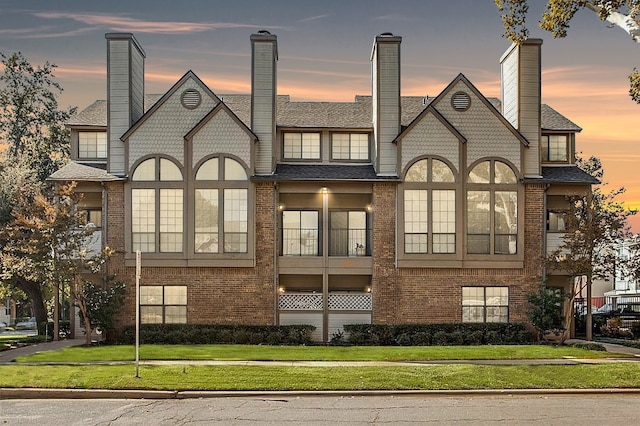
[283,132,320,160]
[78,132,107,159]
[331,133,369,161]
[541,135,568,162]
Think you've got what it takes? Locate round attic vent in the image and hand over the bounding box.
[181,89,202,109]
[451,91,471,111]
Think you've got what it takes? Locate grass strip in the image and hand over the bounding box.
[1,364,640,391]
[15,344,620,363]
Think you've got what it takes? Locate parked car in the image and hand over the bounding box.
[15,317,37,330]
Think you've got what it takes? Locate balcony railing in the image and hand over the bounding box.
[278,292,372,311]
[280,228,372,256]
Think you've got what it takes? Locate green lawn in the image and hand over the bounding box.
[1,363,640,391]
[15,344,622,363]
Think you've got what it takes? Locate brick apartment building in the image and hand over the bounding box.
[50,32,597,342]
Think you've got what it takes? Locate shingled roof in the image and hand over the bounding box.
[535,166,599,184]
[67,94,580,132]
[252,164,400,181]
[48,161,122,182]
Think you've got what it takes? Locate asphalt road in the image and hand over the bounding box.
[1,394,640,425]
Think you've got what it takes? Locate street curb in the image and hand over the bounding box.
[3,387,640,400]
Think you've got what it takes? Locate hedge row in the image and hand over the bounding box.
[340,323,533,346]
[119,324,316,345]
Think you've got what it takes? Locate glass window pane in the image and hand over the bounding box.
[141,306,163,324]
[78,132,107,158]
[405,159,428,182]
[432,159,455,183]
[283,133,302,159]
[404,190,428,253]
[224,189,248,253]
[302,133,320,159]
[140,286,163,305]
[548,135,568,161]
[462,306,484,323]
[332,134,350,160]
[541,136,550,162]
[195,189,219,253]
[164,306,187,324]
[132,189,156,252]
[224,158,247,180]
[468,161,490,183]
[494,191,517,233]
[195,158,219,180]
[467,191,490,233]
[495,161,517,184]
[131,159,155,181]
[350,133,369,160]
[462,287,484,306]
[164,286,187,305]
[159,189,183,253]
[160,158,182,181]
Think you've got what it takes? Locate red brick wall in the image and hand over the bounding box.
[108,181,275,330]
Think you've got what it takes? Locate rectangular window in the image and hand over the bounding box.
[159,189,183,253]
[404,190,428,253]
[547,211,566,232]
[541,135,568,162]
[283,133,320,160]
[494,191,517,255]
[195,189,219,253]
[80,209,102,229]
[331,133,369,160]
[140,285,187,324]
[282,211,319,256]
[78,132,107,158]
[132,189,156,253]
[224,189,248,253]
[330,211,367,256]
[432,190,456,253]
[467,191,490,254]
[462,287,508,323]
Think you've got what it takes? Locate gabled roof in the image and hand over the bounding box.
[277,100,371,128]
[47,161,123,182]
[252,164,399,181]
[120,71,221,141]
[394,103,467,144]
[431,73,529,147]
[185,101,257,142]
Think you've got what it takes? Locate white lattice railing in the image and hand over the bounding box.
[278,293,372,311]
[278,293,323,310]
[329,293,372,311]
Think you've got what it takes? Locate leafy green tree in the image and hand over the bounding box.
[546,156,635,339]
[77,278,125,343]
[527,284,568,342]
[495,0,640,103]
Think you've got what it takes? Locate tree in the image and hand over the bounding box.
[495,0,640,103]
[0,52,75,180]
[546,156,635,340]
[527,283,568,342]
[0,183,123,344]
[0,51,75,328]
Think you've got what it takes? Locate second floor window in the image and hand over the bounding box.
[282,210,319,256]
[541,135,568,162]
[79,132,107,159]
[283,133,320,160]
[331,133,369,160]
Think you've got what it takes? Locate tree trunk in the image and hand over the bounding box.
[15,277,47,334]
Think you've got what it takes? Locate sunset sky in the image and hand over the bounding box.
[2,0,639,231]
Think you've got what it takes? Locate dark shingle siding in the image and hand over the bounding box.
[535,166,599,184]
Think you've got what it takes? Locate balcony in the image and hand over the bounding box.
[278,292,372,311]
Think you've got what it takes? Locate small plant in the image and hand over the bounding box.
[527,284,568,343]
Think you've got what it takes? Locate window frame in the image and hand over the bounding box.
[401,157,457,256]
[541,134,569,163]
[282,132,321,161]
[330,132,370,162]
[281,210,321,256]
[466,160,519,256]
[462,286,509,323]
[77,131,107,160]
[140,285,187,324]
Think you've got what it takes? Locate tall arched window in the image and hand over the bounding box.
[131,157,184,253]
[403,158,456,254]
[194,157,249,254]
[466,160,518,255]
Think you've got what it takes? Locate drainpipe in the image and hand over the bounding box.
[273,182,279,325]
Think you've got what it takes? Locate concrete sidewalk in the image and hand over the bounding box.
[0,338,85,363]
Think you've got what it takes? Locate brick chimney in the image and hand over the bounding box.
[105,33,145,176]
[251,30,278,175]
[500,39,543,178]
[371,33,401,176]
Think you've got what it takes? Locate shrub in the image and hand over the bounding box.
[118,324,315,345]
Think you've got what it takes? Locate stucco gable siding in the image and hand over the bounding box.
[192,108,252,169]
[400,112,460,175]
[127,78,218,171]
[433,80,521,171]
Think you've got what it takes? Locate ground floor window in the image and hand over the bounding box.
[462,286,508,323]
[140,285,187,324]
